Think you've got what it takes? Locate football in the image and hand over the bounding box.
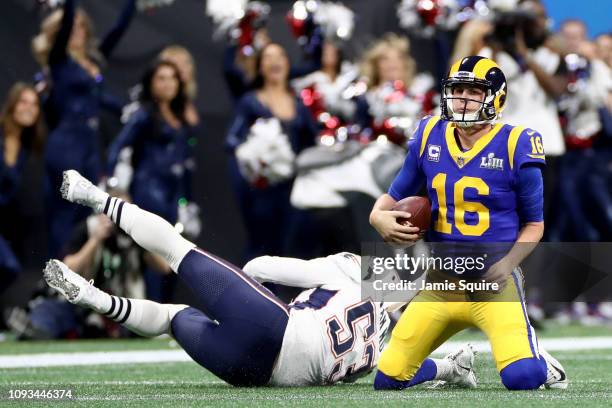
[392,196,432,231]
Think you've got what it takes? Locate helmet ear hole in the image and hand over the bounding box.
[494,91,506,111]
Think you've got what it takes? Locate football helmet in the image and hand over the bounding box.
[441,56,507,127]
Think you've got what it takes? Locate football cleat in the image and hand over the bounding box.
[430,343,478,389]
[540,348,568,389]
[43,259,94,306]
[60,169,106,210]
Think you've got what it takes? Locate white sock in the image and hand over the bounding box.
[100,196,195,272]
[92,294,188,337]
[432,358,454,381]
[91,190,110,214]
[80,285,113,312]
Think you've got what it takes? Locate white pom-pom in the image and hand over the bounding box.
[397,0,463,35]
[396,0,419,30]
[206,0,269,43]
[205,0,247,22]
[236,118,296,185]
[314,2,355,42]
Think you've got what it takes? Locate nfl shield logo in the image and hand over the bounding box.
[457,156,465,167]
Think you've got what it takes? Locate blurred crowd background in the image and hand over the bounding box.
[0,0,611,340]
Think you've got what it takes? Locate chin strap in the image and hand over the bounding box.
[452,117,497,129]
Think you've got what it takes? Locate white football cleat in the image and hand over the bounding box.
[43,259,95,307]
[430,343,478,389]
[60,169,106,210]
[447,343,478,388]
[540,348,568,389]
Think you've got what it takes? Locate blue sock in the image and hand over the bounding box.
[374,358,438,390]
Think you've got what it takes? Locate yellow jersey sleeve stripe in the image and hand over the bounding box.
[473,58,499,80]
[508,126,525,170]
[527,154,546,159]
[419,116,441,157]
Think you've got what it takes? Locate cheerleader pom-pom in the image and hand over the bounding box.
[236,118,296,186]
[314,2,355,43]
[396,0,450,37]
[207,0,269,45]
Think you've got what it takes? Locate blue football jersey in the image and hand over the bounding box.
[389,115,546,243]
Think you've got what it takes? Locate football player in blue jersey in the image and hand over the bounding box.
[369,56,567,391]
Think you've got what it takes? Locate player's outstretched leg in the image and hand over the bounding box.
[169,305,288,387]
[61,169,195,272]
[374,344,478,390]
[43,259,187,337]
[61,170,290,386]
[60,169,287,320]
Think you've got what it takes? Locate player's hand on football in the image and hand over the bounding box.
[370,209,420,244]
[484,258,514,291]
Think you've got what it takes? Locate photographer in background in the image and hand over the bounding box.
[62,212,170,298]
[546,19,612,242]
[6,189,171,340]
[557,21,612,147]
[474,0,568,246]
[552,20,612,325]
[479,0,567,157]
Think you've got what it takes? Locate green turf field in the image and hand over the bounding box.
[1,324,611,407]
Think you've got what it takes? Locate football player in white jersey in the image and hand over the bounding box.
[43,169,477,387]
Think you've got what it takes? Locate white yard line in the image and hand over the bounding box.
[0,337,611,369]
[0,350,191,368]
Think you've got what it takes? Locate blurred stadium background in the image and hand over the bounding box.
[0,0,611,404]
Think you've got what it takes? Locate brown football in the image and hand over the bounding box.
[392,196,432,231]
